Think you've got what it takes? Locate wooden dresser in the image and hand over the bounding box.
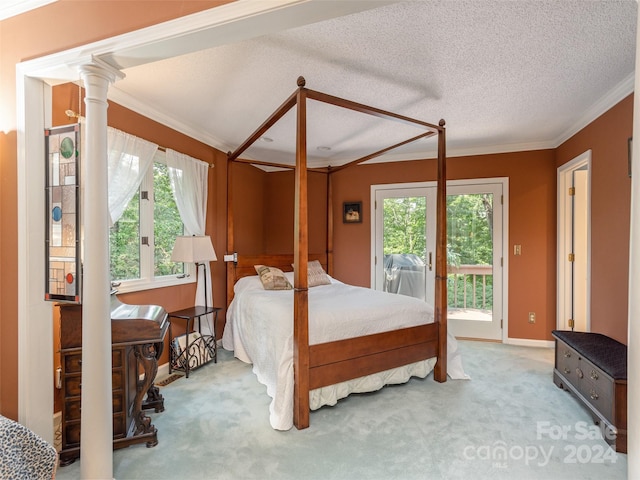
[58,293,169,466]
[552,330,627,453]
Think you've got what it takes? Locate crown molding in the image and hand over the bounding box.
[552,72,635,148]
[0,0,56,21]
[107,86,232,152]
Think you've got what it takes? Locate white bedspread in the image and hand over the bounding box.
[222,274,468,430]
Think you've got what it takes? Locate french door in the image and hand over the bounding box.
[372,179,506,341]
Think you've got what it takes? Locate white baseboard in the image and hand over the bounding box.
[137,361,171,382]
[505,337,554,348]
[156,361,171,381]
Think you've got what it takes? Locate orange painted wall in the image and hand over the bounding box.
[1,1,232,420]
[556,95,633,344]
[326,150,558,341]
[230,165,328,255]
[229,163,267,254]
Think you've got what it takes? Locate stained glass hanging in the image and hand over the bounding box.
[45,124,81,303]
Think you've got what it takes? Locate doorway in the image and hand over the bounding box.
[557,150,591,332]
[372,178,507,341]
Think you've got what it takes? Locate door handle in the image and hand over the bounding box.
[428,252,433,271]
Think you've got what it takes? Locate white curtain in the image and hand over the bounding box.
[166,149,213,333]
[106,126,158,225]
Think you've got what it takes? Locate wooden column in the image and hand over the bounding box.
[226,156,235,307]
[434,119,448,382]
[293,78,310,429]
[327,168,334,276]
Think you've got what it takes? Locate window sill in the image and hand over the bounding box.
[112,274,195,294]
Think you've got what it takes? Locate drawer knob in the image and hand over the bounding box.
[564,350,571,358]
[590,370,599,380]
[563,367,571,375]
[576,368,583,379]
[590,390,599,400]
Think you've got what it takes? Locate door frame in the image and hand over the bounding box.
[557,150,592,331]
[371,177,509,342]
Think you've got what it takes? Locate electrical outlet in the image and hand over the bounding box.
[528,312,536,324]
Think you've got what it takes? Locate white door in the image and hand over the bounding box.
[372,179,506,341]
[446,183,503,341]
[572,168,589,331]
[557,152,591,332]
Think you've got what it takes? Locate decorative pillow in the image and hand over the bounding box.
[254,265,293,290]
[291,260,331,287]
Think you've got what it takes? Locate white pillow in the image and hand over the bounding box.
[254,265,293,290]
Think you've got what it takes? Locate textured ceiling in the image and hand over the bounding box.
[108,0,637,167]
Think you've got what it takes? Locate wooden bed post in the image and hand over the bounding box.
[226,154,236,308]
[293,77,310,429]
[327,168,334,276]
[434,119,448,382]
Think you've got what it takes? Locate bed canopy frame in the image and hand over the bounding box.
[226,77,447,429]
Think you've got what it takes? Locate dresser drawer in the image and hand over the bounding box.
[555,340,580,377]
[64,370,124,397]
[64,353,83,374]
[580,356,614,395]
[63,422,81,447]
[64,414,129,447]
[64,349,123,375]
[581,378,614,422]
[63,392,127,421]
[579,358,615,422]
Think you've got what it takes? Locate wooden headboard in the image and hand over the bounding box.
[226,252,329,306]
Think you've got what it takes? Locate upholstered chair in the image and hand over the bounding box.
[0,415,58,479]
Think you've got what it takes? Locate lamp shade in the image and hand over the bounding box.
[171,235,217,263]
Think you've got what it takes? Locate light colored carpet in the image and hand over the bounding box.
[56,341,627,479]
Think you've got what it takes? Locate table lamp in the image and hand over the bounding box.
[171,235,217,310]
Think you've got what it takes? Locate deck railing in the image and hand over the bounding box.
[447,264,493,310]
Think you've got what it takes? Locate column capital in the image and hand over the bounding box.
[78,56,125,85]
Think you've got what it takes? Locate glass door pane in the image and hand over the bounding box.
[373,186,436,306]
[382,195,427,301]
[447,183,503,340]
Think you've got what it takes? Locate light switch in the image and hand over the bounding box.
[514,244,522,256]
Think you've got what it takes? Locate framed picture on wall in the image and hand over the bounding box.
[343,202,362,223]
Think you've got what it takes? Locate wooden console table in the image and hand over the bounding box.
[58,293,169,466]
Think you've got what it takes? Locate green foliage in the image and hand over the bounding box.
[153,163,184,276]
[446,194,493,265]
[446,193,493,309]
[383,197,426,259]
[448,274,494,309]
[109,162,184,282]
[382,192,494,310]
[109,192,140,281]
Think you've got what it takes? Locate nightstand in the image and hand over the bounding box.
[168,306,220,378]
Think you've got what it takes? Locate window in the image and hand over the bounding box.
[109,153,194,292]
